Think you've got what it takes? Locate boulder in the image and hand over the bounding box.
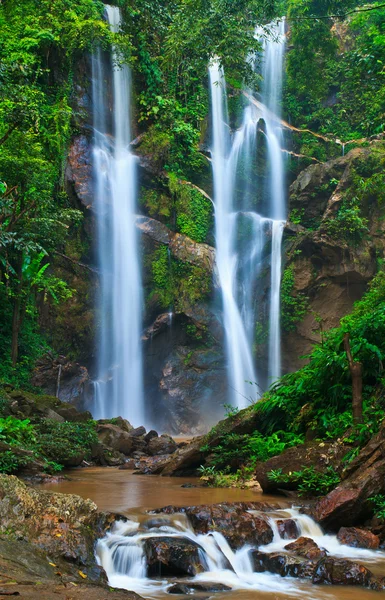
[277,519,299,540]
[153,503,275,549]
[98,417,133,432]
[253,441,347,493]
[312,557,380,588]
[148,434,177,456]
[168,583,231,594]
[143,537,205,576]
[312,421,385,528]
[0,474,117,582]
[284,537,326,560]
[250,550,315,579]
[96,424,134,456]
[337,527,380,549]
[129,426,147,437]
[144,430,159,442]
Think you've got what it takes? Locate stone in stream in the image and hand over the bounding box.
[148,434,177,456]
[129,425,147,437]
[284,536,327,560]
[337,526,380,549]
[276,518,299,540]
[143,536,205,576]
[96,423,134,456]
[152,502,275,549]
[312,557,383,589]
[168,582,232,594]
[250,550,315,579]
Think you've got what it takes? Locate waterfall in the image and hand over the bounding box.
[92,6,144,425]
[209,62,259,409]
[209,21,286,408]
[260,19,286,384]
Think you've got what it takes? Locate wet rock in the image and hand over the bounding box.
[254,441,346,494]
[250,550,315,579]
[312,557,376,588]
[168,583,231,594]
[96,424,134,456]
[153,503,275,549]
[284,537,327,560]
[145,430,159,442]
[6,388,91,423]
[0,474,117,582]
[129,426,147,437]
[136,216,216,274]
[312,421,385,528]
[148,434,177,456]
[337,527,380,549]
[143,536,205,576]
[118,458,138,470]
[31,354,91,407]
[181,483,196,488]
[95,444,126,466]
[131,435,149,454]
[277,519,299,540]
[66,134,93,208]
[98,417,133,432]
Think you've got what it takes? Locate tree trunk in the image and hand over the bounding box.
[11,257,23,367]
[343,333,363,425]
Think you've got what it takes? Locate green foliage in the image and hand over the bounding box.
[0,450,29,474]
[267,465,341,496]
[201,430,304,470]
[370,494,385,522]
[0,416,36,446]
[280,266,309,331]
[285,0,385,150]
[36,419,98,464]
[169,176,213,244]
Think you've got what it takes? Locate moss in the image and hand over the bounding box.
[281,266,309,332]
[169,174,213,244]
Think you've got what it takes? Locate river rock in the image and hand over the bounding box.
[154,503,275,549]
[284,537,327,560]
[143,536,205,576]
[250,550,315,579]
[129,425,147,437]
[145,429,159,442]
[148,434,177,456]
[312,557,379,588]
[337,527,380,549]
[0,474,117,582]
[98,417,133,432]
[168,583,232,594]
[96,423,134,456]
[312,420,385,528]
[277,518,299,539]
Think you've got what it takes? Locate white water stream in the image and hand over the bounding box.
[92,6,144,425]
[209,20,286,408]
[96,507,385,597]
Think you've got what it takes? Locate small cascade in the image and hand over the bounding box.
[96,514,297,595]
[92,6,144,424]
[258,507,385,561]
[96,509,385,597]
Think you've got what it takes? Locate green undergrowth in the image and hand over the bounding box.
[267,466,341,497]
[0,394,98,474]
[201,270,385,492]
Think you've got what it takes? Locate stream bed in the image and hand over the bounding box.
[38,467,385,600]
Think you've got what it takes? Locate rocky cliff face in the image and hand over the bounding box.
[281,142,385,372]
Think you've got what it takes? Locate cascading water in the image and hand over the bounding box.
[96,508,385,596]
[209,62,259,409]
[260,19,286,383]
[92,6,144,424]
[209,20,286,408]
